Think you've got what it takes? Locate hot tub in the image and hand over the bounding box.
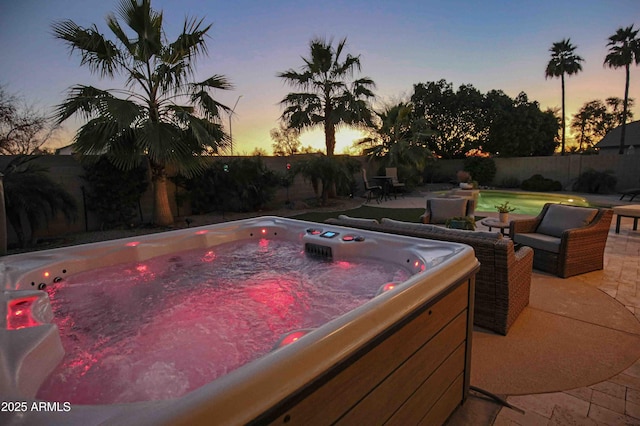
[0,216,478,425]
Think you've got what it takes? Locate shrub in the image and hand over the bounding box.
[293,155,359,205]
[422,162,450,184]
[4,156,78,247]
[521,174,562,192]
[83,157,148,229]
[500,176,521,188]
[187,157,280,213]
[463,157,496,186]
[572,169,617,194]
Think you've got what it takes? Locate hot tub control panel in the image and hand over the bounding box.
[320,231,339,238]
[303,227,368,260]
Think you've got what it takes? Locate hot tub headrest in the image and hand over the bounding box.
[337,215,379,225]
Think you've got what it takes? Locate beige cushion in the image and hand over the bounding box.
[380,218,502,241]
[380,218,437,233]
[337,215,379,225]
[429,198,468,224]
[537,204,598,237]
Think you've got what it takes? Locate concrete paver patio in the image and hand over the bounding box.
[375,193,640,425]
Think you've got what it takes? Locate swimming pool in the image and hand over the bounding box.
[475,190,590,216]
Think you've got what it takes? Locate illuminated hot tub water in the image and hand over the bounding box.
[0,217,479,425]
[37,239,410,404]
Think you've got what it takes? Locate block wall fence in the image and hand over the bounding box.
[1,153,638,247]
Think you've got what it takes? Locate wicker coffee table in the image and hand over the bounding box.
[480,217,510,235]
[613,204,640,233]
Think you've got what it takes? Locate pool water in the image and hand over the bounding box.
[36,238,410,405]
[475,190,590,216]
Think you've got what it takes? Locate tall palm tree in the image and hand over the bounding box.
[278,37,376,156]
[545,38,584,156]
[604,25,640,154]
[52,0,231,226]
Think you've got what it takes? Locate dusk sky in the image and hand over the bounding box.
[1,0,638,154]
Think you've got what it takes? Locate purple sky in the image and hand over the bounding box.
[1,0,638,154]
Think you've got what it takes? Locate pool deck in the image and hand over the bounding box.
[372,192,640,425]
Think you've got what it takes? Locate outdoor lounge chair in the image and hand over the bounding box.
[420,197,476,225]
[385,167,406,198]
[510,203,613,278]
[619,188,640,201]
[361,169,383,203]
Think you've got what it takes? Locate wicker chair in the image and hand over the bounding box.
[420,197,476,224]
[324,216,534,335]
[510,203,613,278]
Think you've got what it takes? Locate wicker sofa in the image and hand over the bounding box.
[510,203,613,278]
[324,216,534,335]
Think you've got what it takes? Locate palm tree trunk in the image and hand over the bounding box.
[325,121,336,156]
[153,171,174,226]
[561,73,566,156]
[619,64,631,154]
[324,122,338,197]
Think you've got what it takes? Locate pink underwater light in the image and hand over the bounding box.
[6,296,41,330]
[273,329,314,350]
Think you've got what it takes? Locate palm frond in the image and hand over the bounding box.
[166,16,211,64]
[545,38,583,78]
[54,85,112,123]
[604,25,640,69]
[116,0,163,61]
[52,20,121,78]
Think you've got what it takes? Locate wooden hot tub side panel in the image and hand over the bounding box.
[259,276,474,426]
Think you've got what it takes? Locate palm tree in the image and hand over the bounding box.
[278,37,376,156]
[52,0,231,226]
[604,25,640,154]
[545,38,584,156]
[358,102,433,174]
[2,156,77,248]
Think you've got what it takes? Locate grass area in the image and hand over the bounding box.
[290,205,424,223]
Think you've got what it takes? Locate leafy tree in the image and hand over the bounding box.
[605,96,635,127]
[570,97,634,151]
[0,86,60,154]
[545,38,584,156]
[2,156,77,248]
[604,24,640,154]
[270,123,301,156]
[411,80,486,158]
[484,90,559,156]
[570,100,608,151]
[52,0,231,226]
[278,37,376,156]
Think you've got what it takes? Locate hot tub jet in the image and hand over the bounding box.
[272,329,315,350]
[376,281,400,296]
